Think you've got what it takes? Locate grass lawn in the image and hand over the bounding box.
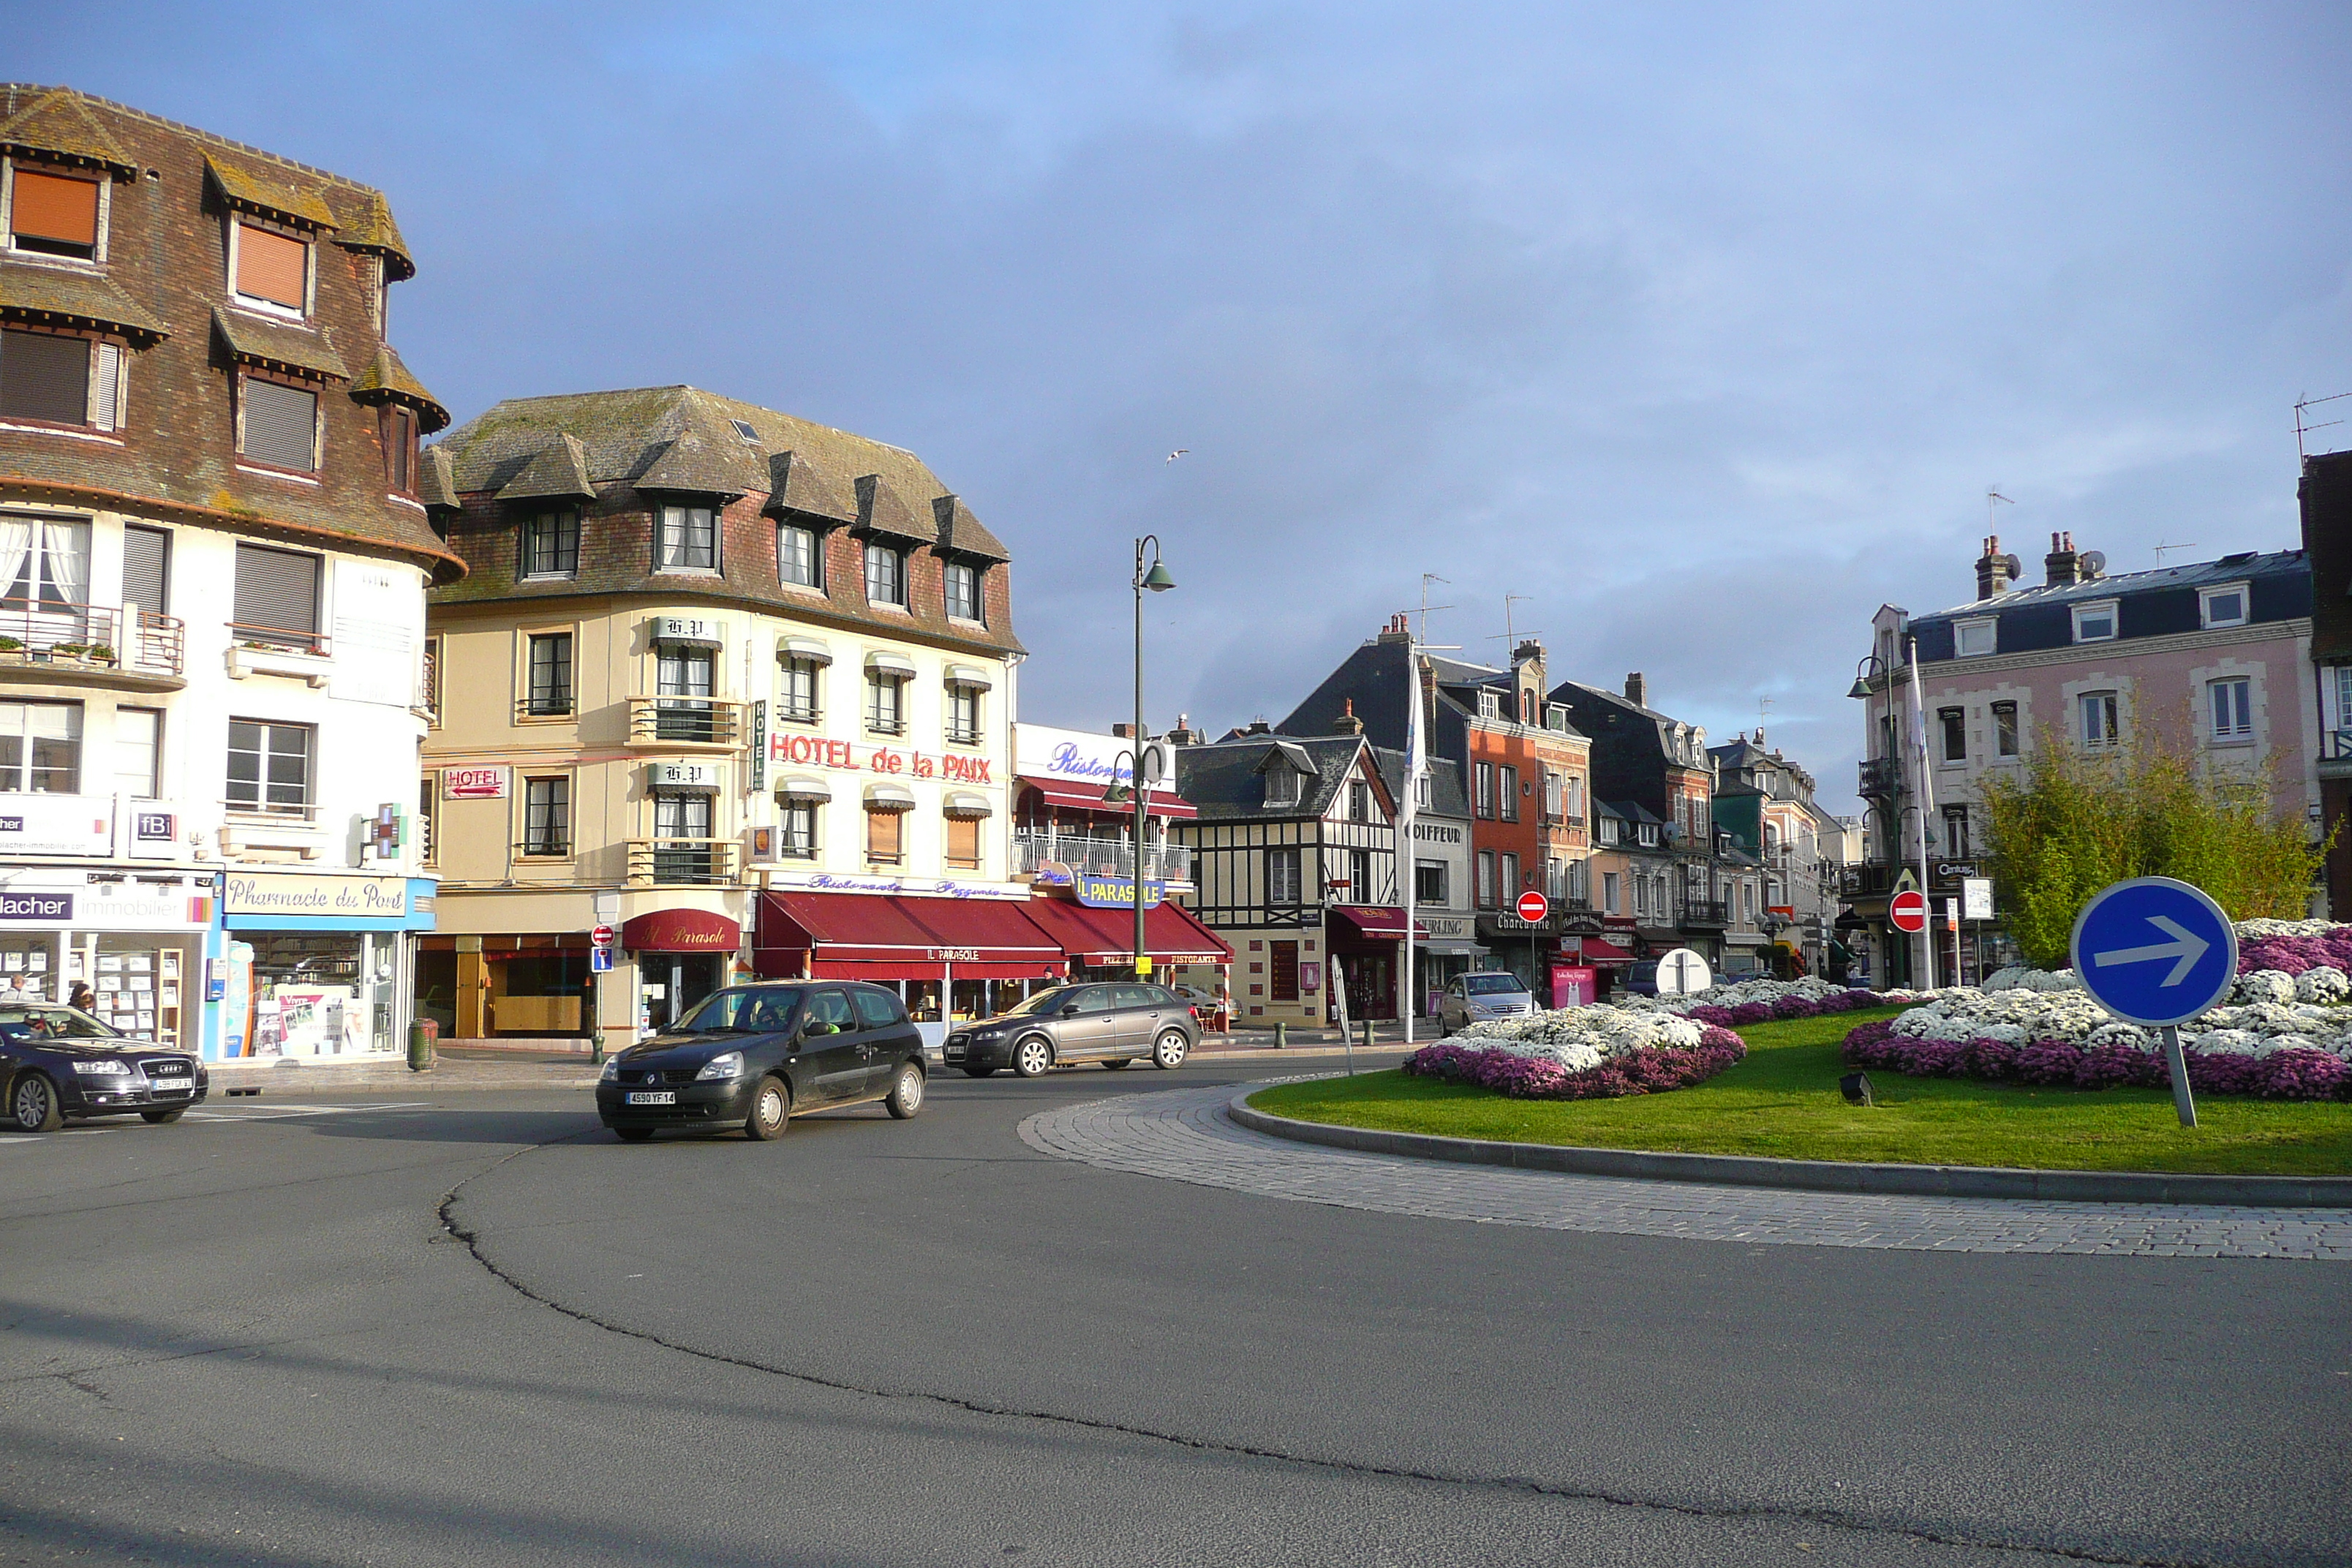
[1247,1009,2352,1175]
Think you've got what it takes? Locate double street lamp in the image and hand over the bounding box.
[1128,537,1176,977]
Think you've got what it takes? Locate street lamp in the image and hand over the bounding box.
[1132,537,1175,979]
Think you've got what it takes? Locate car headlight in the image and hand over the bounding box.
[72,1060,130,1077]
[696,1051,745,1082]
[599,1058,622,1082]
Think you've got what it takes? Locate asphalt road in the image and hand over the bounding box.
[1,1061,2345,1567]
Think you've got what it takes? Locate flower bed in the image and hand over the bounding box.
[1403,1002,1748,1100]
[1842,1017,2352,1101]
[1644,974,1919,1028]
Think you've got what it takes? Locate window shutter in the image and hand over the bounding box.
[122,525,169,616]
[235,224,308,309]
[89,342,120,430]
[241,379,317,469]
[0,330,91,424]
[10,170,99,246]
[233,543,320,637]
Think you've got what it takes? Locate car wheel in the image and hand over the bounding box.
[1100,1058,1131,1070]
[140,1107,186,1124]
[883,1063,925,1119]
[961,1066,996,1078]
[9,1073,61,1134]
[1012,1036,1054,1079]
[744,1075,791,1140]
[1150,1030,1189,1070]
[612,1126,655,1142]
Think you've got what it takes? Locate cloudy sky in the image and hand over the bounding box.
[18,4,2350,809]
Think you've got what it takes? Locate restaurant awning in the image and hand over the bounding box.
[1328,905,1431,942]
[1018,897,1232,967]
[1567,936,1637,966]
[754,892,1064,981]
[1017,779,1198,819]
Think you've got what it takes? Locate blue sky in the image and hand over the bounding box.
[15,2,2349,810]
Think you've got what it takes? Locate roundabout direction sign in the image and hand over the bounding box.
[2070,876,2238,1128]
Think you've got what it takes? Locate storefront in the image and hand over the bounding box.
[1477,908,1569,998]
[1326,905,1428,1023]
[621,908,741,1034]
[1019,894,1232,1015]
[1559,926,1637,1003]
[754,889,1066,1045]
[1411,911,1485,1017]
[219,872,435,1059]
[0,870,216,1052]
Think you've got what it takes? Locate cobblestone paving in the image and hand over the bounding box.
[1019,1082,2352,1259]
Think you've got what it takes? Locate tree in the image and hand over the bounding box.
[1976,720,2326,970]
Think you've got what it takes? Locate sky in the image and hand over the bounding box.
[14,2,2350,812]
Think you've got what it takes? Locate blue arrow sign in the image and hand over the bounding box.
[2068,876,2238,1028]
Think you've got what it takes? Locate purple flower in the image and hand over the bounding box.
[1402,1026,1749,1101]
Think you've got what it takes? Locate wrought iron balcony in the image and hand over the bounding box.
[1858,756,1902,799]
[627,837,739,886]
[1678,898,1729,930]
[0,599,185,685]
[1013,830,1192,884]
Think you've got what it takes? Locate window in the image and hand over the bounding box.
[1602,870,1621,913]
[8,167,100,260]
[1519,690,1534,725]
[946,814,982,871]
[1566,774,1583,821]
[1268,941,1300,1002]
[1475,850,1496,908]
[1414,773,1430,808]
[1943,804,1970,858]
[656,505,717,571]
[114,707,159,799]
[1499,765,1520,821]
[655,644,717,740]
[525,632,573,717]
[522,777,570,856]
[1993,700,2019,758]
[1638,821,1659,848]
[1940,707,1967,763]
[2201,585,2249,630]
[1267,847,1302,904]
[382,407,415,493]
[0,701,80,792]
[1,516,88,608]
[521,510,579,578]
[1543,769,1564,820]
[652,791,715,881]
[123,525,168,617]
[1349,847,1373,900]
[1634,875,1648,919]
[2079,690,2119,748]
[0,329,105,426]
[232,543,320,648]
[1415,859,1447,905]
[945,561,982,622]
[1349,780,1369,822]
[226,720,312,814]
[233,222,309,314]
[1956,618,1996,657]
[866,806,904,866]
[1500,851,1520,895]
[864,541,905,606]
[778,799,818,859]
[239,377,317,471]
[1474,761,1495,818]
[418,774,437,864]
[2209,677,2253,741]
[778,523,821,589]
[2072,600,2118,644]
[1546,703,1569,731]
[865,673,907,736]
[1264,767,1300,809]
[1599,815,1620,845]
[946,685,981,745]
[853,989,905,1030]
[1477,690,1501,720]
[777,656,821,724]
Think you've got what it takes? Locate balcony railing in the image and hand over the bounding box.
[1013,830,1193,884]
[1678,898,1729,929]
[2323,728,2352,763]
[626,696,745,747]
[1858,756,1902,799]
[230,622,330,657]
[0,599,184,679]
[627,837,739,886]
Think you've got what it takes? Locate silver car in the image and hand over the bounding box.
[1436,972,1539,1036]
[945,982,1199,1078]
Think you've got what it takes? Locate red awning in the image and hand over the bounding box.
[1017,779,1198,819]
[1328,905,1430,941]
[622,908,741,953]
[1017,897,1233,966]
[755,892,1065,980]
[1567,936,1637,966]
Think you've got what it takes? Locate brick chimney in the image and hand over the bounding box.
[1331,698,1365,736]
[1166,713,1202,746]
[1624,671,1647,708]
[2044,531,2081,588]
[1376,612,1412,645]
[1975,535,2017,599]
[1112,722,1135,739]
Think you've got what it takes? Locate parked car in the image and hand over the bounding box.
[1436,972,1539,1036]
[1621,961,1661,998]
[595,981,927,1142]
[946,982,1197,1077]
[0,1003,207,1132]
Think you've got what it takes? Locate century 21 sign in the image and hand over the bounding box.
[768,734,992,784]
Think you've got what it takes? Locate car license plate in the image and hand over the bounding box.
[626,1090,676,1106]
[151,1084,190,1098]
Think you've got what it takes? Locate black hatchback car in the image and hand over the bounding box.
[596,981,927,1142]
[1,1003,208,1132]
[945,981,1198,1078]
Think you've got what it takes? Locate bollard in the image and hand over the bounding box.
[1273,1022,1287,1050]
[407,1017,437,1072]
[1362,1019,1374,1052]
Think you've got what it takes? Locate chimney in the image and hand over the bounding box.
[2044,530,2081,588]
[1112,722,1135,739]
[1624,671,1647,709]
[1376,613,1412,645]
[1244,719,1271,735]
[1331,698,1365,737]
[1975,534,2016,599]
[1166,712,1202,747]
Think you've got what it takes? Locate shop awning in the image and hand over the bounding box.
[754,891,1063,981]
[1567,936,1637,966]
[1019,897,1233,967]
[622,908,741,953]
[1329,905,1430,941]
[1017,778,1198,819]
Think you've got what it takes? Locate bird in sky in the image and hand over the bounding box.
[1166,449,1189,463]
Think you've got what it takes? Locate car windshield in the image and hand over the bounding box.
[672,987,802,1034]
[1463,975,1526,995]
[1000,987,1078,1018]
[1628,963,1659,981]
[0,1003,124,1041]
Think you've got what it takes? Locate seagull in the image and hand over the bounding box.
[1165,449,1189,463]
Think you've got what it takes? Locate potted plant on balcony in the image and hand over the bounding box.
[0,636,22,660]
[83,644,117,666]
[48,643,89,663]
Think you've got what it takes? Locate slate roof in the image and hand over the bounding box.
[765,450,856,524]
[206,154,340,230]
[494,434,597,502]
[1175,734,1374,822]
[0,87,137,175]
[1370,747,1471,819]
[348,344,449,431]
[933,495,1010,562]
[0,263,168,343]
[1906,549,2312,663]
[329,188,414,280]
[213,306,348,382]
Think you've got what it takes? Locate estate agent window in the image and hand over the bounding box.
[1993,700,2019,758]
[1943,804,1970,858]
[238,377,319,471]
[524,632,573,717]
[521,510,579,578]
[656,505,717,571]
[945,561,983,622]
[231,222,309,317]
[2209,676,2253,742]
[1267,847,1302,905]
[522,777,571,857]
[778,523,821,589]
[864,541,906,607]
[0,329,121,430]
[7,165,102,260]
[227,719,312,814]
[0,701,81,793]
[1940,707,1966,763]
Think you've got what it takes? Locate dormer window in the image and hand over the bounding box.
[945,561,983,623]
[1478,689,1501,719]
[1955,617,1997,657]
[2200,584,2250,630]
[7,166,102,262]
[0,328,121,431]
[380,407,416,494]
[1264,768,1300,809]
[2072,600,2118,644]
[777,523,822,589]
[230,221,310,318]
[521,510,580,578]
[1638,822,1659,848]
[655,505,717,572]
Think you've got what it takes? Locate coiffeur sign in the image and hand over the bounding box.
[768,734,992,784]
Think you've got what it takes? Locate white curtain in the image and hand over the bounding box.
[41,521,88,608]
[0,517,29,608]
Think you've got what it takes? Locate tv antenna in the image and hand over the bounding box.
[2298,391,2351,460]
[2153,541,2201,565]
[1483,593,1539,658]
[1417,573,1457,649]
[1986,487,2013,529]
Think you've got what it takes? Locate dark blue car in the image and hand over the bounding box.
[1,1003,208,1132]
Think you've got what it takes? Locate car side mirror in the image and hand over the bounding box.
[1059,1004,1081,1017]
[804,1020,838,1038]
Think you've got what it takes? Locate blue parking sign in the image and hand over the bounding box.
[2069,876,2237,1028]
[590,946,614,973]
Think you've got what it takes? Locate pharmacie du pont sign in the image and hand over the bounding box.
[2069,876,2237,1028]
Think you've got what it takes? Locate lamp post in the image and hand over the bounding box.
[1133,536,1176,979]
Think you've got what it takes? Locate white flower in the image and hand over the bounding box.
[2233,971,2298,1006]
[2087,1021,2152,1050]
[2185,1029,2260,1057]
[1454,1001,1705,1069]
[2296,968,2351,1005]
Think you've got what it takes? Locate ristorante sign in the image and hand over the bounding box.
[767,734,993,785]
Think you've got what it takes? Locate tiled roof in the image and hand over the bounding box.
[212,306,348,382]
[0,87,136,175]
[494,434,597,502]
[1370,746,1471,818]
[349,344,448,431]
[415,445,461,511]
[764,450,857,524]
[206,154,339,230]
[857,472,935,545]
[636,426,765,498]
[932,496,1009,562]
[329,189,414,280]
[0,262,168,343]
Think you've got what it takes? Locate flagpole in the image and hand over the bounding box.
[1401,638,1427,1045]
[1907,635,1938,990]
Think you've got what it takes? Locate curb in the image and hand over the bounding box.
[1225,1089,2352,1209]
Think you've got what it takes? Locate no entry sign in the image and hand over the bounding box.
[1889,889,1929,934]
[1515,890,1550,923]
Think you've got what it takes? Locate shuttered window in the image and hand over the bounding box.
[232,543,320,646]
[122,526,169,617]
[382,407,414,491]
[0,329,90,425]
[234,223,308,311]
[9,170,99,258]
[241,378,317,470]
[89,342,120,430]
